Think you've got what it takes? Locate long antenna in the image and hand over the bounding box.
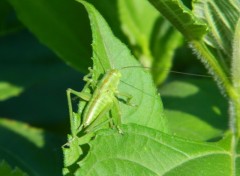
[94,50,215,79]
[169,70,213,78]
[120,80,157,98]
[120,66,214,78]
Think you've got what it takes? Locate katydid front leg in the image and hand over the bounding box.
[115,92,137,107]
[83,67,96,86]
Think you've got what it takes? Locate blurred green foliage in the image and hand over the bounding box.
[0,0,230,175]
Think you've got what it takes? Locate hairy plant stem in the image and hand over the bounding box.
[232,98,240,137]
[191,41,240,137]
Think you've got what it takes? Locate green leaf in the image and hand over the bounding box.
[0,82,23,101]
[150,19,182,85]
[193,0,240,70]
[160,78,228,141]
[231,17,240,134]
[0,32,47,101]
[0,61,82,123]
[77,0,168,132]
[0,0,23,36]
[118,0,183,85]
[87,0,127,42]
[8,0,92,72]
[0,160,27,176]
[119,0,159,45]
[0,30,84,123]
[232,18,240,95]
[0,0,11,23]
[237,140,240,175]
[118,0,159,66]
[148,0,208,40]
[62,132,95,175]
[0,118,62,175]
[76,124,232,175]
[63,135,83,168]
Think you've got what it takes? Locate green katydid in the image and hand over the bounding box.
[67,66,136,136]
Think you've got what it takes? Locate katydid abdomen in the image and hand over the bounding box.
[82,69,121,129]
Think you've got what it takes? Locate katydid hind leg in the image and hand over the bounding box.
[111,98,123,134]
[84,118,112,134]
[84,100,123,134]
[83,104,113,133]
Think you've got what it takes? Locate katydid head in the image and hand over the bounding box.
[108,69,122,78]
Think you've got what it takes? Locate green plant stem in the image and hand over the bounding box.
[191,41,240,137]
[232,98,240,137]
